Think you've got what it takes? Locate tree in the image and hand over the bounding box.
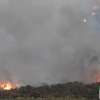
[29,91,41,98]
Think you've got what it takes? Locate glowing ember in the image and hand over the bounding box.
[82,6,98,23]
[2,83,11,90]
[93,6,98,10]
[91,12,96,16]
[58,36,63,41]
[83,19,86,22]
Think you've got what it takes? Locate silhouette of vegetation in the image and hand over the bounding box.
[0,81,99,99]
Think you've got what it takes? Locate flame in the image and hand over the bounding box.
[2,83,11,90]
[90,66,100,83]
[0,82,20,90]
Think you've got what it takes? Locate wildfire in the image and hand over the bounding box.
[1,83,11,90]
[0,82,20,90]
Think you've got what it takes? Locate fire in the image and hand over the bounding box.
[90,65,100,83]
[0,82,20,90]
[2,83,11,90]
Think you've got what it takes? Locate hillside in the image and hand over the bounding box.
[0,81,99,99]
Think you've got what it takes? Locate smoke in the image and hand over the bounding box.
[0,0,100,85]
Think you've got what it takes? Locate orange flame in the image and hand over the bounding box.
[2,83,11,90]
[0,82,20,90]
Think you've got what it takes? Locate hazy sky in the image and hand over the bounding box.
[0,0,100,86]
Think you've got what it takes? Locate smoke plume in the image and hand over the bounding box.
[0,0,100,86]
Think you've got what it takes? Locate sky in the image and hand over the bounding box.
[0,0,100,86]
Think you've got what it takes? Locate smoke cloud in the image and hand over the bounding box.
[0,0,100,86]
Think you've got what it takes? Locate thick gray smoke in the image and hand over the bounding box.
[0,0,100,86]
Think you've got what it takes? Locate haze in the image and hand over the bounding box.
[0,0,100,86]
